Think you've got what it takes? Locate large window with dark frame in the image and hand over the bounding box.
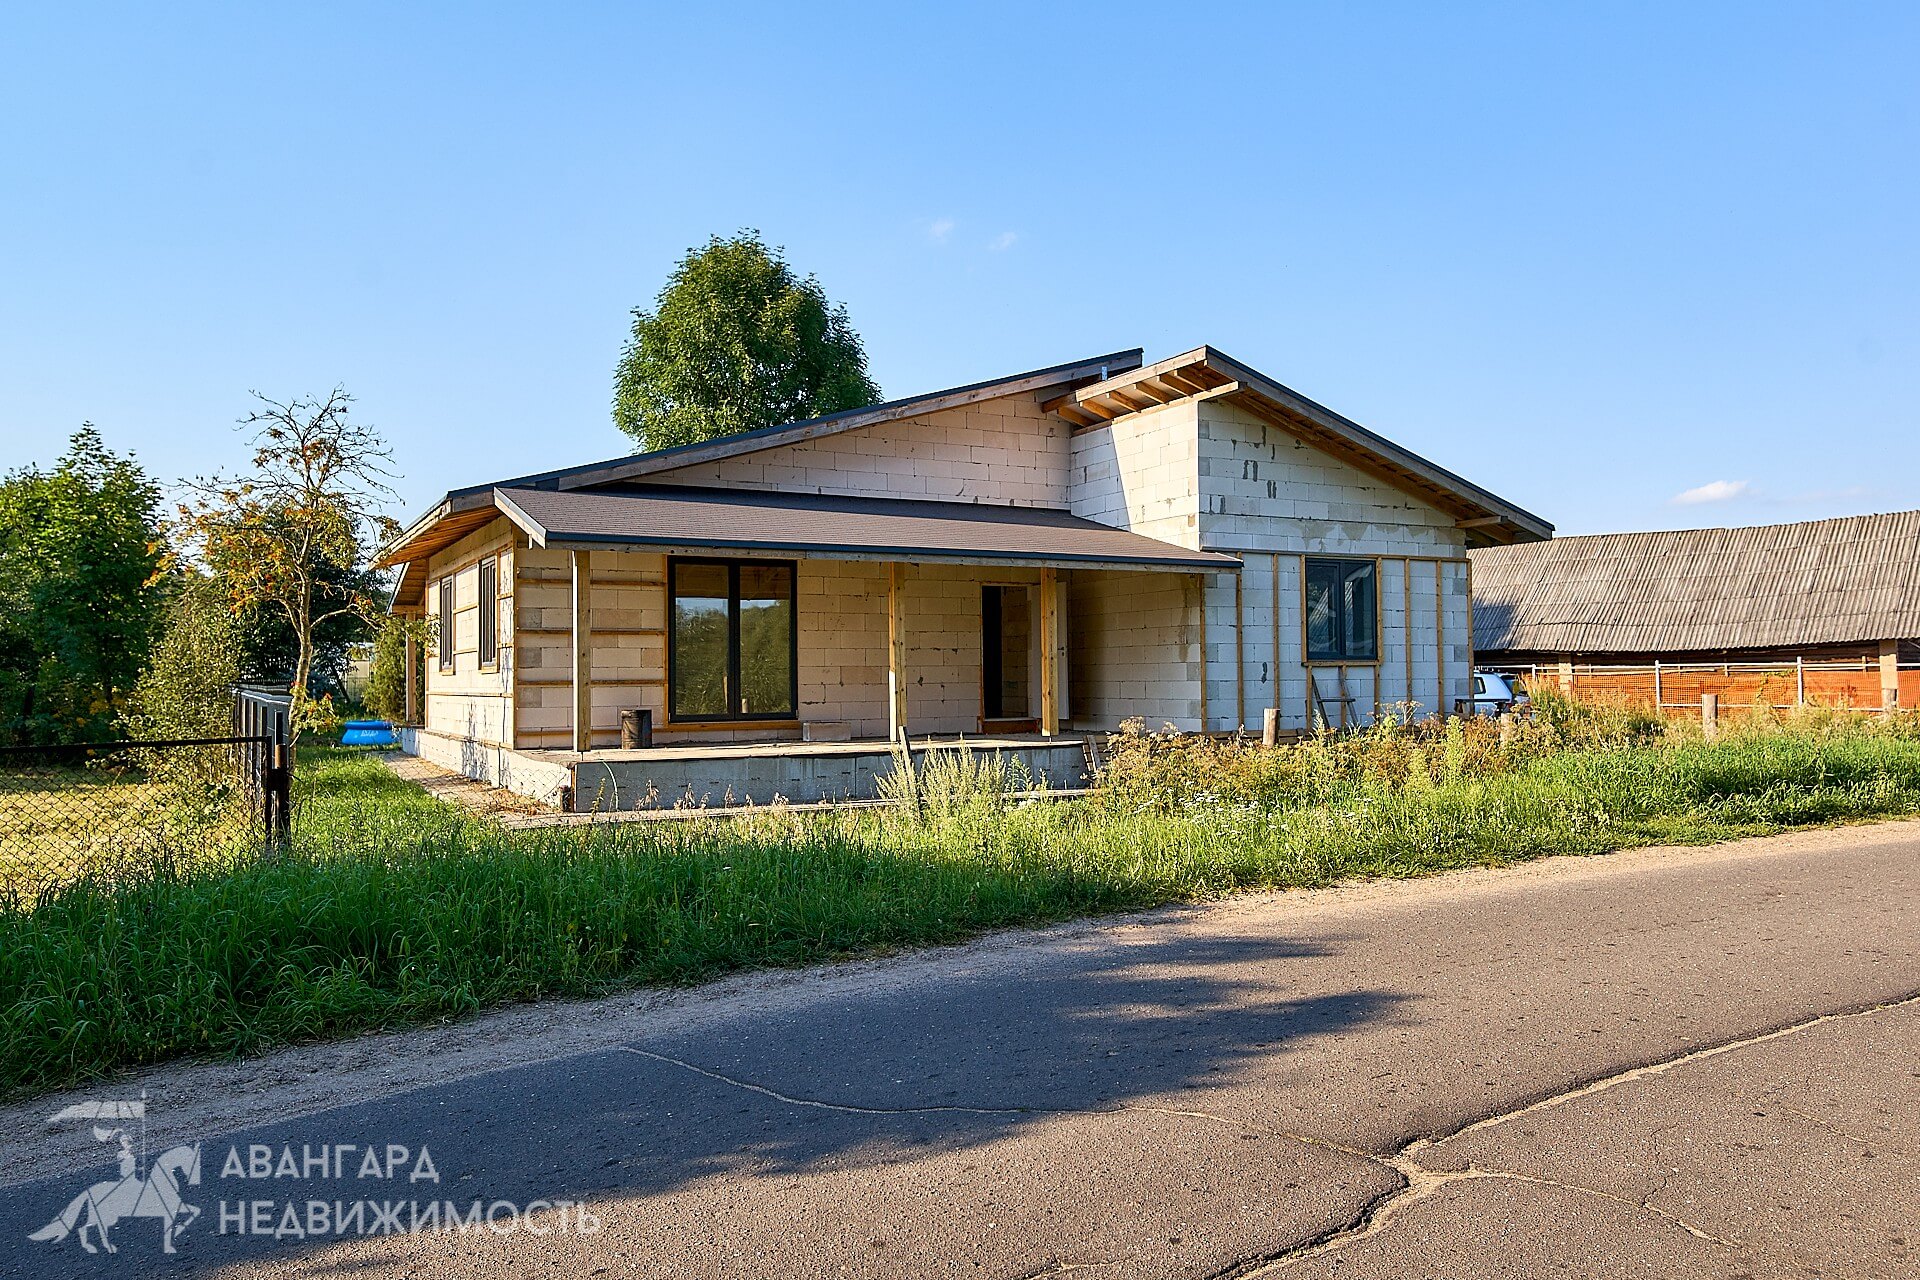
[1304,558,1378,662]
[668,558,797,721]
[437,576,455,671]
[476,557,498,668]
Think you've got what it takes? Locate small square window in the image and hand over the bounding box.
[1305,558,1378,661]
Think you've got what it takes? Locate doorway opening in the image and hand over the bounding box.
[981,585,1036,730]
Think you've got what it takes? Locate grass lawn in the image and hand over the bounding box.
[4,720,1920,1097]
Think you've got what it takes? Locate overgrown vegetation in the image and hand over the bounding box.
[0,428,167,744]
[5,707,1920,1096]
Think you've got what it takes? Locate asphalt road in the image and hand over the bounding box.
[3,821,1917,1279]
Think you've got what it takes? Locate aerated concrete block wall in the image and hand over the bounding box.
[422,517,516,746]
[649,393,1071,507]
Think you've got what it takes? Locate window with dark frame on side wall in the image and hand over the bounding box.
[1304,558,1378,662]
[437,576,455,671]
[668,558,797,721]
[477,557,498,668]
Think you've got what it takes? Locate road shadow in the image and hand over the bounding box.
[2,924,1407,1277]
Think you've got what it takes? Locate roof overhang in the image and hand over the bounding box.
[489,485,1240,574]
[1042,346,1553,544]
[378,346,1150,603]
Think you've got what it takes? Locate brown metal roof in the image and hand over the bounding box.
[1471,510,1920,654]
[492,485,1239,572]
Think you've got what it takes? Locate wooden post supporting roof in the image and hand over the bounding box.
[1883,639,1901,712]
[1039,567,1061,737]
[571,550,593,753]
[1233,563,1246,731]
[887,562,908,740]
[402,628,418,727]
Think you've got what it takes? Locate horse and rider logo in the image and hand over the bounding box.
[28,1095,202,1255]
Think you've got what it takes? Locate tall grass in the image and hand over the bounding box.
[4,708,1920,1097]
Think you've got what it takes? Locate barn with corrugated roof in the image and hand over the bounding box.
[1471,510,1919,710]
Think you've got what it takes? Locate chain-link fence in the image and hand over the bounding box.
[0,735,290,903]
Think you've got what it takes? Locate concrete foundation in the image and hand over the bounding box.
[400,730,1090,813]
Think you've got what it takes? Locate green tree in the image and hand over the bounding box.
[0,427,167,743]
[363,614,428,722]
[613,231,881,451]
[125,578,246,741]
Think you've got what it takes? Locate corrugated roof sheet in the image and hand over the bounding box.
[1471,510,1920,653]
[494,485,1239,571]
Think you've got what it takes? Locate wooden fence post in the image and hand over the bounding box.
[1701,693,1719,741]
[1262,707,1279,748]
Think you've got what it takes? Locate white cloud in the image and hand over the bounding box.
[1671,479,1750,505]
[988,230,1018,251]
[927,217,956,243]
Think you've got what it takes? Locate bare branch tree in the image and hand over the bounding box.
[167,388,400,740]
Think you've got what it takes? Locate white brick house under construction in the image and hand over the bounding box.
[379,346,1550,809]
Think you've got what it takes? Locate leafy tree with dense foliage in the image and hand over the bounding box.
[125,578,246,741]
[0,427,167,743]
[363,614,428,722]
[168,389,398,741]
[613,231,881,451]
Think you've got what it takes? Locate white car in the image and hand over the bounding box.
[1457,670,1529,717]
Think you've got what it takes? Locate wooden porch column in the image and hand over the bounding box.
[402,626,418,727]
[1883,639,1902,712]
[1039,567,1061,737]
[571,550,593,752]
[887,562,908,739]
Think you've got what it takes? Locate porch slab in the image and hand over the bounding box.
[399,730,1091,813]
[547,735,1091,813]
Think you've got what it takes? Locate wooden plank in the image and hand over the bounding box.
[403,631,418,726]
[1234,561,1246,731]
[1463,556,1475,713]
[1196,573,1208,733]
[1270,553,1282,728]
[571,550,593,753]
[517,626,664,638]
[1434,560,1447,718]
[1298,554,1311,729]
[1039,566,1061,737]
[887,562,908,739]
[1401,559,1414,718]
[519,677,664,688]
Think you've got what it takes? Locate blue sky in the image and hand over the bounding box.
[2,2,1914,535]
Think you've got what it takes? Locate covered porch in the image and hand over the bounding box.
[391,483,1235,810]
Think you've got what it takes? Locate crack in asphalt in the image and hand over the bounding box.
[617,1047,1378,1161]
[1221,988,1920,1276]
[622,990,1920,1278]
